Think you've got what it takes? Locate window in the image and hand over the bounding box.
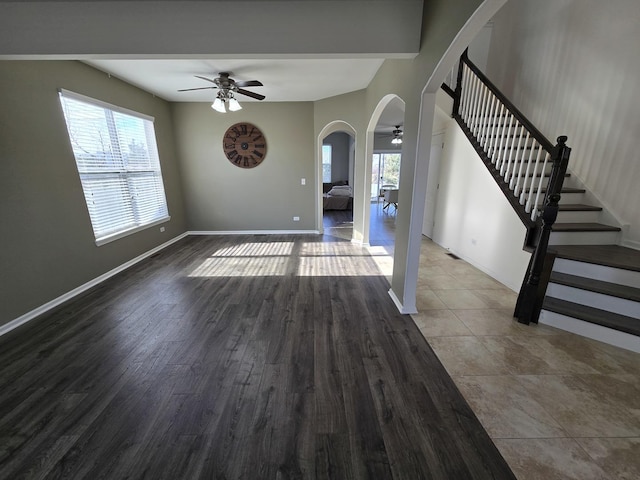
[58,89,170,246]
[371,153,401,199]
[322,144,332,183]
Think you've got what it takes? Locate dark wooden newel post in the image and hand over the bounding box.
[515,136,571,324]
[452,49,467,115]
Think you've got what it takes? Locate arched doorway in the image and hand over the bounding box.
[368,98,405,251]
[392,0,508,313]
[316,121,357,237]
[359,95,405,247]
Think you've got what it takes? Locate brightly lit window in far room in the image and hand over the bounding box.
[58,89,170,246]
[322,144,332,183]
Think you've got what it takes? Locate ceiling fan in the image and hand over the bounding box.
[178,72,265,112]
[378,125,403,145]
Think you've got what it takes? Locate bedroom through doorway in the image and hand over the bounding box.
[321,131,355,229]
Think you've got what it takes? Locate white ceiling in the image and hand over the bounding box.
[84,58,385,103]
[85,57,405,133]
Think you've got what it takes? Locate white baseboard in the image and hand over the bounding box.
[189,230,320,235]
[0,232,189,338]
[621,238,640,251]
[388,288,418,315]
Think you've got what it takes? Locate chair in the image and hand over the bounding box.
[379,184,396,200]
[383,189,399,212]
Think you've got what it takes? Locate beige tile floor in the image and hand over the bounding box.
[413,237,640,480]
[324,205,640,479]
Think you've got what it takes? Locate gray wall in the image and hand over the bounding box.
[0,1,423,57]
[172,102,316,231]
[486,0,640,247]
[358,0,488,304]
[0,61,187,326]
[374,133,403,151]
[323,132,351,183]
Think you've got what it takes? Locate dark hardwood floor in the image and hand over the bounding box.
[0,233,515,479]
[323,201,397,248]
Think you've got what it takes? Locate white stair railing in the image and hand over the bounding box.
[454,51,556,222]
[449,50,572,326]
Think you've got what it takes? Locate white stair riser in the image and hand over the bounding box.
[555,210,602,223]
[553,258,640,288]
[539,310,640,353]
[549,230,620,245]
[554,192,585,203]
[546,283,640,319]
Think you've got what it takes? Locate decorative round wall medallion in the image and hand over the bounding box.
[222,122,267,168]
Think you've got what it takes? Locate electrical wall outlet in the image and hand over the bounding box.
[293,216,300,221]
[160,226,165,232]
[301,178,306,185]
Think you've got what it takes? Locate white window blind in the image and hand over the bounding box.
[58,89,170,245]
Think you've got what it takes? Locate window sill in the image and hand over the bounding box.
[95,216,171,246]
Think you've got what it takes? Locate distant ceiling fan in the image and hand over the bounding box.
[390,125,403,145]
[178,72,265,112]
[378,125,403,145]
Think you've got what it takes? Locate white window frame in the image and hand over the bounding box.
[322,144,332,183]
[58,89,170,246]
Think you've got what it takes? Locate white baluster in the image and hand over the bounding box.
[504,123,522,180]
[480,90,495,150]
[483,94,497,153]
[513,131,531,195]
[470,75,482,134]
[524,145,544,214]
[501,121,517,177]
[530,151,551,221]
[460,66,471,120]
[493,107,507,167]
[487,102,504,160]
[498,114,514,172]
[476,85,490,141]
[471,80,483,136]
[462,68,474,124]
[519,140,538,204]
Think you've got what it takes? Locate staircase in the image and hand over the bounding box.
[541,245,640,353]
[451,50,639,352]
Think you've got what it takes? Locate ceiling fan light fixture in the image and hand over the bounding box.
[390,125,403,145]
[228,96,242,112]
[212,96,226,113]
[179,73,265,109]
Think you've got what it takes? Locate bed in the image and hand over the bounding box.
[323,182,353,211]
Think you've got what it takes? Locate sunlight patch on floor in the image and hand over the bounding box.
[188,240,384,277]
[297,255,379,277]
[189,256,290,277]
[301,242,367,257]
[366,245,394,279]
[211,242,295,257]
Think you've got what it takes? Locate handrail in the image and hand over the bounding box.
[453,50,569,224]
[458,50,554,151]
